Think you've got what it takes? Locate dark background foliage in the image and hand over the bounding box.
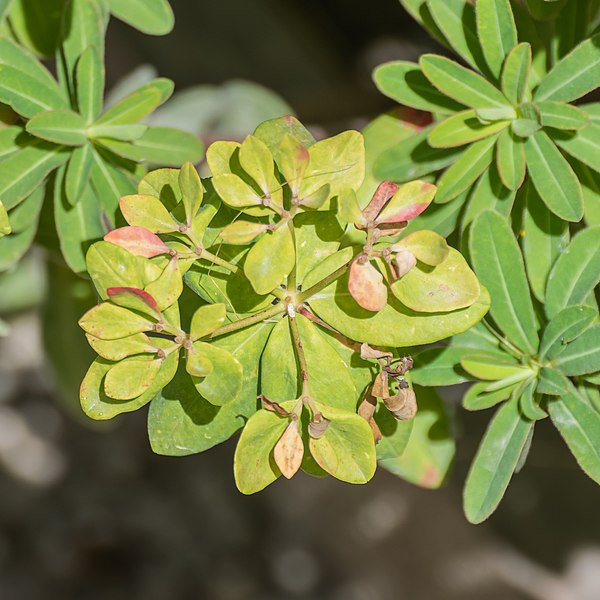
[0,1,598,598]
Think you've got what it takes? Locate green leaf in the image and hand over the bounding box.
[460,164,516,233]
[65,143,94,205]
[429,110,508,148]
[149,322,273,456]
[476,0,518,80]
[379,386,455,489]
[537,367,569,396]
[178,162,203,225]
[420,54,510,109]
[545,226,600,318]
[239,134,275,196]
[76,46,104,123]
[522,182,570,302]
[211,173,263,208]
[26,109,87,146]
[6,0,63,56]
[253,115,315,154]
[99,126,203,166]
[0,217,37,271]
[304,248,491,347]
[190,304,226,340]
[80,343,178,420]
[119,194,179,233]
[400,0,448,46]
[460,353,523,380]
[554,325,600,376]
[553,124,600,174]
[0,36,61,88]
[92,86,163,130]
[309,403,376,484]
[59,0,105,97]
[463,398,533,523]
[469,210,539,354]
[524,130,583,222]
[0,141,69,210]
[535,33,600,103]
[519,380,547,420]
[191,342,243,406]
[375,405,414,461]
[299,130,365,198]
[538,102,589,130]
[54,167,106,273]
[0,200,10,238]
[501,43,532,105]
[0,65,68,118]
[463,381,519,411]
[104,356,163,400]
[539,306,597,361]
[86,332,157,362]
[548,390,600,485]
[79,302,154,340]
[86,241,146,299]
[391,247,480,312]
[435,135,498,203]
[394,229,449,266]
[3,186,44,234]
[89,148,136,219]
[261,316,357,411]
[426,0,491,76]
[244,225,295,295]
[411,346,472,386]
[373,125,461,182]
[145,257,182,310]
[233,406,289,494]
[108,0,174,35]
[496,128,526,191]
[373,61,465,113]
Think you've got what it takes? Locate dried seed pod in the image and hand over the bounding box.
[384,387,417,421]
[274,420,304,479]
[308,415,331,439]
[394,249,417,278]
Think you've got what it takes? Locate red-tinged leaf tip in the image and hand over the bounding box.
[362,180,400,223]
[105,226,170,258]
[107,286,160,312]
[378,202,430,224]
[348,258,388,312]
[394,107,433,130]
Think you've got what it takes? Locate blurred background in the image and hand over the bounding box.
[0,0,599,598]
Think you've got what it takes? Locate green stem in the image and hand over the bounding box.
[289,314,310,397]
[208,302,286,339]
[287,220,297,292]
[296,258,354,303]
[482,319,525,359]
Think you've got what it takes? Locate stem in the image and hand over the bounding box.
[482,319,525,359]
[297,306,360,352]
[296,258,354,303]
[207,302,286,339]
[199,249,242,275]
[289,314,310,397]
[287,220,297,292]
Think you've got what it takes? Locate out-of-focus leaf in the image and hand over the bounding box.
[108,0,174,35]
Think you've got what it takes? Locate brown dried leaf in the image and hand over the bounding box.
[368,417,383,445]
[360,343,392,361]
[261,396,292,417]
[371,371,389,399]
[274,421,304,479]
[358,395,377,422]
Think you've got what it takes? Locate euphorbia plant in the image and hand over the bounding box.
[78,116,489,493]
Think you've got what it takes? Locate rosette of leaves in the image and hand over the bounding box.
[0,0,201,273]
[372,0,600,231]
[411,210,600,523]
[0,0,174,59]
[78,116,490,494]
